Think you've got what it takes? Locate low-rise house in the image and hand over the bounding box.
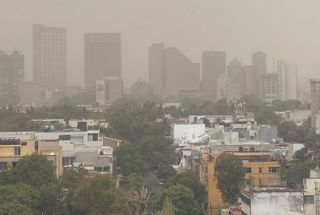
[240,187,303,215]
[303,168,320,215]
[0,132,63,176]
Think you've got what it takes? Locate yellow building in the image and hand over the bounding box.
[200,153,224,215]
[200,151,281,215]
[0,134,62,176]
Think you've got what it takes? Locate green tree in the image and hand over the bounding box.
[129,185,153,215]
[9,155,57,188]
[60,167,88,214]
[214,153,246,203]
[156,163,176,180]
[278,121,300,142]
[1,155,61,214]
[115,142,146,176]
[154,198,175,215]
[160,184,201,215]
[71,175,130,215]
[0,184,40,214]
[0,202,33,215]
[168,170,206,204]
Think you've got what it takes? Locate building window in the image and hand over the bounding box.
[62,157,75,166]
[0,162,7,171]
[268,167,280,173]
[304,195,314,204]
[94,166,103,172]
[59,135,71,140]
[246,168,252,173]
[35,141,38,150]
[21,142,27,146]
[12,162,17,168]
[259,167,262,173]
[14,147,21,156]
[88,133,98,141]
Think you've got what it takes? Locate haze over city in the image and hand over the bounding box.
[0,0,319,92]
[2,1,320,215]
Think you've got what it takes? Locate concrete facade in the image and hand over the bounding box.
[241,189,303,215]
[202,51,226,100]
[310,79,320,128]
[84,33,121,90]
[33,24,66,93]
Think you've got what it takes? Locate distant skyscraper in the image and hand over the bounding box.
[33,24,66,92]
[84,33,121,90]
[163,48,200,97]
[227,58,245,97]
[252,52,267,97]
[149,43,164,96]
[278,60,298,101]
[278,60,288,101]
[216,74,227,100]
[244,65,257,96]
[149,44,200,98]
[260,73,279,102]
[0,51,24,105]
[202,51,226,100]
[310,79,320,129]
[287,64,298,100]
[252,52,267,77]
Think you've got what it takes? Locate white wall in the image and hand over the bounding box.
[173,124,205,144]
[251,192,303,215]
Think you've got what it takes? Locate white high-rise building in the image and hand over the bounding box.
[278,60,298,101]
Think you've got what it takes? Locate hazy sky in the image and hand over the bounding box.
[0,0,319,93]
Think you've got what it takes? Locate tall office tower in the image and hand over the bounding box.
[252,52,267,97]
[244,65,257,96]
[96,77,123,106]
[149,44,200,98]
[33,24,66,92]
[260,73,279,102]
[202,51,226,100]
[278,60,288,101]
[149,43,165,96]
[84,33,121,90]
[310,79,320,129]
[252,52,267,76]
[227,58,245,96]
[0,51,24,105]
[287,64,298,100]
[278,60,298,101]
[163,48,200,97]
[216,74,227,100]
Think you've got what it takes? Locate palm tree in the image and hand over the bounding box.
[129,185,153,215]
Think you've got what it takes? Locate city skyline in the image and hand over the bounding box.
[0,0,319,93]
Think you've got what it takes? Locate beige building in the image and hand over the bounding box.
[260,73,279,102]
[0,132,63,176]
[33,24,67,93]
[310,79,320,129]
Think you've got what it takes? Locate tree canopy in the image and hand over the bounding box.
[214,153,246,203]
